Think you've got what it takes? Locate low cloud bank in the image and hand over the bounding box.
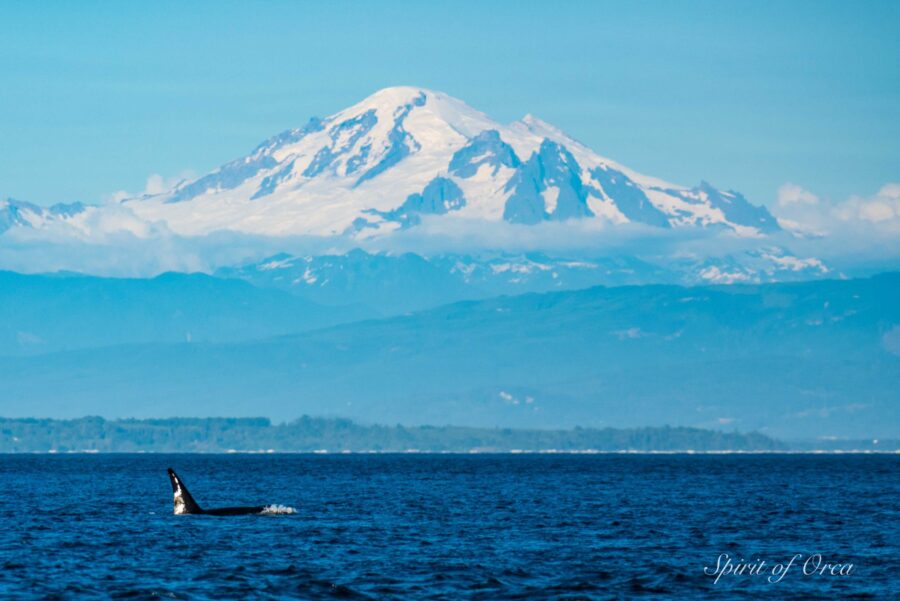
[1,183,898,277]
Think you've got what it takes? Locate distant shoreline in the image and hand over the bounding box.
[2,416,896,454]
[2,450,898,455]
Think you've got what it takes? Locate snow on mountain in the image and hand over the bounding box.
[686,247,830,285]
[216,246,829,314]
[63,86,779,238]
[1,198,89,234]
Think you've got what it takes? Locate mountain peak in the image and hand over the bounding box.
[356,85,438,106]
[519,113,558,132]
[333,86,497,140]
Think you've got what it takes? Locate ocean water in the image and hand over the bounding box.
[0,454,897,600]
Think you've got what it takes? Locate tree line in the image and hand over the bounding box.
[0,416,789,453]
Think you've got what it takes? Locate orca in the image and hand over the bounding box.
[167,468,272,516]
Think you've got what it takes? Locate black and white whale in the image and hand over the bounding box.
[167,468,294,516]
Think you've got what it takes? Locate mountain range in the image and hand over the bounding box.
[216,247,830,314]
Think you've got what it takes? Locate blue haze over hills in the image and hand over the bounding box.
[0,271,371,355]
[1,272,897,439]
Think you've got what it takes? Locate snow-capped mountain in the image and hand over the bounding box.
[216,246,830,313]
[6,86,780,240]
[686,247,829,285]
[1,198,87,235]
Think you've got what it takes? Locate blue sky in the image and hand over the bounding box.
[1,0,897,207]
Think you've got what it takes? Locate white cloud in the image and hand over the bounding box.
[0,227,340,277]
[775,182,900,236]
[834,183,900,224]
[364,213,678,256]
[778,183,820,207]
[106,171,195,203]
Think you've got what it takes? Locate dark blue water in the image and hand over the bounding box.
[0,455,897,600]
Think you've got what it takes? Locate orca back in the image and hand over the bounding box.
[202,506,267,516]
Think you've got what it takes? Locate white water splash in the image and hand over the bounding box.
[260,504,297,515]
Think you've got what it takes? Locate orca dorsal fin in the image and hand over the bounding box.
[167,468,203,514]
